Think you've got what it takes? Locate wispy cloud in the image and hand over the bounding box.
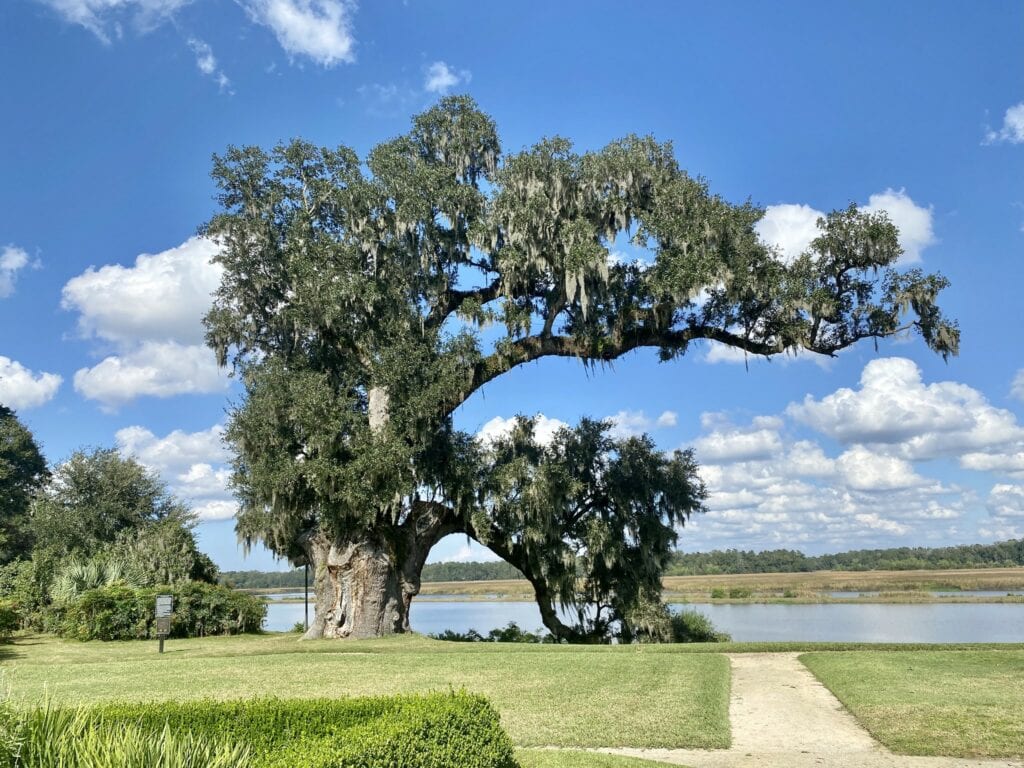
[984,101,1024,145]
[424,61,470,94]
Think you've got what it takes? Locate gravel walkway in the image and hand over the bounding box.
[594,653,1023,768]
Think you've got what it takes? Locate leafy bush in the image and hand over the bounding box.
[670,609,731,643]
[0,602,20,639]
[431,622,551,643]
[94,692,518,768]
[710,588,725,599]
[0,702,250,768]
[55,583,265,641]
[727,587,752,599]
[0,561,44,629]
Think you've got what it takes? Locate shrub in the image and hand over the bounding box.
[670,609,731,643]
[0,561,44,630]
[0,602,20,639]
[710,588,726,599]
[94,692,518,768]
[727,587,752,599]
[55,583,265,641]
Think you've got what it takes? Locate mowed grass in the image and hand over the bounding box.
[516,749,683,767]
[801,650,1024,758]
[0,633,730,749]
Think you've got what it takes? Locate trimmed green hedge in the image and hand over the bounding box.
[56,582,265,641]
[93,692,518,767]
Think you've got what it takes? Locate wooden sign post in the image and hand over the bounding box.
[155,595,173,654]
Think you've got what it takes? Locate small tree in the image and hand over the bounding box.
[30,449,215,595]
[204,97,958,640]
[0,405,48,564]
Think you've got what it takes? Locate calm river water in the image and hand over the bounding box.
[263,599,1024,642]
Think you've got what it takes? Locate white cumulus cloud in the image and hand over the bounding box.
[836,446,926,492]
[788,357,1024,460]
[756,189,934,266]
[987,484,1024,520]
[0,246,31,298]
[607,409,678,438]
[477,414,568,447]
[861,188,936,263]
[754,203,823,264]
[1012,370,1024,401]
[243,0,356,66]
[73,341,227,409]
[984,102,1024,145]
[116,424,236,521]
[63,237,229,408]
[424,61,470,94]
[62,236,221,345]
[692,415,784,464]
[0,357,62,411]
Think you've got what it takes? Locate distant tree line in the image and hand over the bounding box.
[221,540,1024,589]
[666,540,1024,575]
[220,560,525,589]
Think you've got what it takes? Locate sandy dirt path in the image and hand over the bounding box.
[594,653,1023,768]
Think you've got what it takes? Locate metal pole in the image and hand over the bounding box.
[304,563,309,632]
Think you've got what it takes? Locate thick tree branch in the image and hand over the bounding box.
[427,276,503,330]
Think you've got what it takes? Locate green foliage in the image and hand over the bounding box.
[670,610,731,643]
[49,558,142,605]
[0,561,44,629]
[55,582,265,641]
[25,449,217,614]
[0,407,47,565]
[619,599,729,643]
[203,97,959,641]
[30,449,191,570]
[668,540,1024,576]
[728,587,752,599]
[0,702,250,768]
[91,693,518,768]
[431,622,551,643]
[479,418,705,642]
[710,588,726,599]
[0,601,19,638]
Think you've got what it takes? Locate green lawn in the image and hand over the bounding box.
[516,749,682,767]
[801,650,1024,758]
[0,633,730,750]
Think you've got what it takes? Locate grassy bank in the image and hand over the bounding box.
[801,650,1024,758]
[0,634,730,750]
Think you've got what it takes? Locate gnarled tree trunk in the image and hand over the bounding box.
[301,502,461,640]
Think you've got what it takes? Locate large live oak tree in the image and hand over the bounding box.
[204,97,958,640]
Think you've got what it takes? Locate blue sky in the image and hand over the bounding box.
[1,0,1022,571]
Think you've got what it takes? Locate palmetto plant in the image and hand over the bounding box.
[48,558,143,605]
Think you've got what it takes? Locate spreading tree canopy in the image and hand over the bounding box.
[204,97,957,640]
